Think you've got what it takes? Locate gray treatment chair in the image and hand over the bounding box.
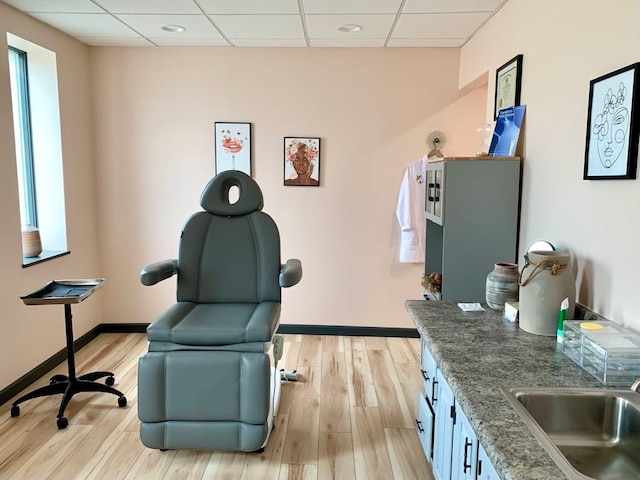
[137,170,302,451]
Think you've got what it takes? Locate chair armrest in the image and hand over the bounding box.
[140,259,178,286]
[279,259,302,288]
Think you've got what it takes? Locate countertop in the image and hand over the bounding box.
[404,300,607,480]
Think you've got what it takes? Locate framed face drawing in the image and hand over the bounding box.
[284,137,320,186]
[214,122,252,176]
[583,63,640,180]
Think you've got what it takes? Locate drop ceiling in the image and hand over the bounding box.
[2,0,509,48]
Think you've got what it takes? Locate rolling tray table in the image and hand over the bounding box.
[11,279,127,429]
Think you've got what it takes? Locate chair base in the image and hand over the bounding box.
[139,364,281,451]
[10,371,126,429]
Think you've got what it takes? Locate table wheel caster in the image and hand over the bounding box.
[118,396,127,408]
[57,416,68,429]
[49,374,67,384]
[10,405,19,417]
[105,376,115,386]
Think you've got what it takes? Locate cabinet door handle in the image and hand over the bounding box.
[463,438,472,473]
[477,460,483,476]
[427,183,439,202]
[415,419,425,433]
[431,379,438,405]
[421,369,429,381]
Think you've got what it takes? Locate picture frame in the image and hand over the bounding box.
[284,137,320,186]
[583,63,640,180]
[214,122,252,176]
[494,54,523,119]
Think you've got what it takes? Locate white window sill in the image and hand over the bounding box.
[22,250,70,268]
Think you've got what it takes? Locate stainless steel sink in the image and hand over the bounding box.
[502,387,640,480]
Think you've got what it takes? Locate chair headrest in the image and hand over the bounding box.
[200,170,264,216]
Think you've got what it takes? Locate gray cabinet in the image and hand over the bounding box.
[424,157,521,302]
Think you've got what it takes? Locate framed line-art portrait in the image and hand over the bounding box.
[494,54,523,119]
[583,63,640,180]
[214,122,252,176]
[284,137,320,186]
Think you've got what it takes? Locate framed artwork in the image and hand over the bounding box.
[284,137,320,186]
[583,63,640,180]
[214,122,252,176]
[494,54,523,119]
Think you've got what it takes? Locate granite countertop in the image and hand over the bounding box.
[404,300,608,480]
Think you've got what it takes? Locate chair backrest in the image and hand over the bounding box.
[176,171,281,304]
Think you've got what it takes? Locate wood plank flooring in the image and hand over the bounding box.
[0,334,434,480]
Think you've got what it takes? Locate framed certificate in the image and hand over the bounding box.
[494,54,523,119]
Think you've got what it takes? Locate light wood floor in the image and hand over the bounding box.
[0,333,434,480]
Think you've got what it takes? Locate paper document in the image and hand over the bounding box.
[458,303,485,312]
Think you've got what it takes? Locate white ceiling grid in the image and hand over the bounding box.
[1,0,508,47]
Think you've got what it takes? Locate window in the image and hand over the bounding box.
[8,46,38,228]
[7,34,69,266]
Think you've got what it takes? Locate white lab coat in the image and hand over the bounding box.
[396,157,427,263]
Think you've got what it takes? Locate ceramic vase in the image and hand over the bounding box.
[485,262,519,310]
[518,250,575,336]
[21,225,42,257]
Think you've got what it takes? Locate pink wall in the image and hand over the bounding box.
[0,2,101,389]
[461,0,640,331]
[91,47,486,329]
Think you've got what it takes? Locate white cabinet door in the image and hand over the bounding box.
[432,370,455,480]
[416,393,435,463]
[451,406,477,480]
[477,444,501,480]
[421,339,437,399]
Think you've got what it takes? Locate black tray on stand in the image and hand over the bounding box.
[12,278,127,429]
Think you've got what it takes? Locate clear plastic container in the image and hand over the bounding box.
[561,320,640,386]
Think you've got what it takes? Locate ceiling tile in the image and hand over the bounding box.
[95,0,202,14]
[148,37,230,46]
[231,38,308,47]
[310,38,386,47]
[28,12,139,37]
[387,38,464,47]
[6,0,509,47]
[77,36,154,46]
[2,0,104,13]
[303,0,402,14]
[393,12,490,38]
[403,0,506,13]
[199,0,299,14]
[211,14,304,39]
[116,14,223,38]
[306,14,395,38]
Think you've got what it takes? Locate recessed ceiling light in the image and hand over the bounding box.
[161,24,186,33]
[337,24,363,33]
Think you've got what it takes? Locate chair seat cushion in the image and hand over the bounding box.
[147,302,280,346]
